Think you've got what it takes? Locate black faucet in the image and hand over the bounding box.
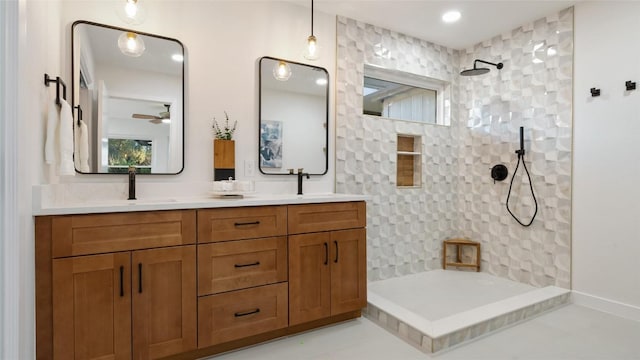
[296,168,310,195]
[128,166,136,200]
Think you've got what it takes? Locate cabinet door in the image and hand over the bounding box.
[330,228,367,315]
[52,253,131,360]
[132,246,196,360]
[288,232,331,325]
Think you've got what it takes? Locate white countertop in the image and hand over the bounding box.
[32,193,370,216]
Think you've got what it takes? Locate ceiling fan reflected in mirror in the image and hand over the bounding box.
[132,104,171,124]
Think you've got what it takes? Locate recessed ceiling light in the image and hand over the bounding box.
[442,10,461,24]
[171,53,184,62]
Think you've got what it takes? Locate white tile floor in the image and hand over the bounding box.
[206,305,640,360]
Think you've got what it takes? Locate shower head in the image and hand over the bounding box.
[460,59,504,76]
[461,67,490,76]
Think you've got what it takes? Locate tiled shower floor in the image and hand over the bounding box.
[365,270,570,352]
[368,270,538,321]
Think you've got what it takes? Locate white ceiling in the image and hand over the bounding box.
[302,0,579,50]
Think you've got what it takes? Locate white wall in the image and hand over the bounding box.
[573,2,640,309]
[11,1,64,359]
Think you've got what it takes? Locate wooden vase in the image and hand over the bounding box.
[213,139,235,180]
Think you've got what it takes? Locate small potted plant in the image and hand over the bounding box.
[212,112,238,180]
[212,111,237,140]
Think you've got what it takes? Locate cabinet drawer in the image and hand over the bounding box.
[198,237,287,296]
[197,206,287,243]
[51,210,196,258]
[288,202,366,234]
[198,283,288,348]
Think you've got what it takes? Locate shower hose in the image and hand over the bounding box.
[505,147,538,227]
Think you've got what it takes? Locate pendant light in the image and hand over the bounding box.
[303,0,320,60]
[118,32,146,57]
[273,60,292,81]
[115,0,147,25]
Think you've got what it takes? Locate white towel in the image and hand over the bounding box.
[44,101,59,164]
[76,120,90,172]
[58,99,75,176]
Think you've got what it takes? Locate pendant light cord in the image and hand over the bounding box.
[505,152,538,227]
[310,0,314,36]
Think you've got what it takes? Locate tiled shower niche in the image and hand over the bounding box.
[396,135,422,188]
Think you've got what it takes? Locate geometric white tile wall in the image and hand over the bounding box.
[457,7,573,288]
[336,16,461,281]
[336,8,572,288]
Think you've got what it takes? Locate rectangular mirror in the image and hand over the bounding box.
[72,21,184,174]
[259,56,328,175]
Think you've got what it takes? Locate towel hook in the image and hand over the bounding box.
[626,81,636,91]
[44,73,67,106]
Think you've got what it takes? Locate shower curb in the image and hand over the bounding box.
[364,289,570,353]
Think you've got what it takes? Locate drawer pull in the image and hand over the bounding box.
[234,308,260,317]
[119,266,124,297]
[234,261,260,268]
[234,221,260,227]
[334,240,339,263]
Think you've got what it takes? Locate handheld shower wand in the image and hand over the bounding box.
[516,127,525,156]
[506,127,538,227]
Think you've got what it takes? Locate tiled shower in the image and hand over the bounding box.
[336,7,573,288]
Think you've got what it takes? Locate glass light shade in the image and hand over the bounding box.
[115,0,147,25]
[273,61,292,81]
[118,32,146,57]
[303,35,321,60]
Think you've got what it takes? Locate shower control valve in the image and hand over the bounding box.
[490,164,508,184]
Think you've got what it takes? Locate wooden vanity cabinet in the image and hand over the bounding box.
[37,201,366,360]
[288,202,367,326]
[37,210,197,360]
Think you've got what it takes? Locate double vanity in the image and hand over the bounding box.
[34,195,367,359]
[38,14,349,360]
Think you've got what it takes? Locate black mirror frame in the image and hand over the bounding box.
[71,20,185,175]
[258,56,329,176]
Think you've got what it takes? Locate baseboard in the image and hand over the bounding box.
[571,291,640,322]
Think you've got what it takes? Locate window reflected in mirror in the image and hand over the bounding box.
[107,138,152,174]
[363,65,450,126]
